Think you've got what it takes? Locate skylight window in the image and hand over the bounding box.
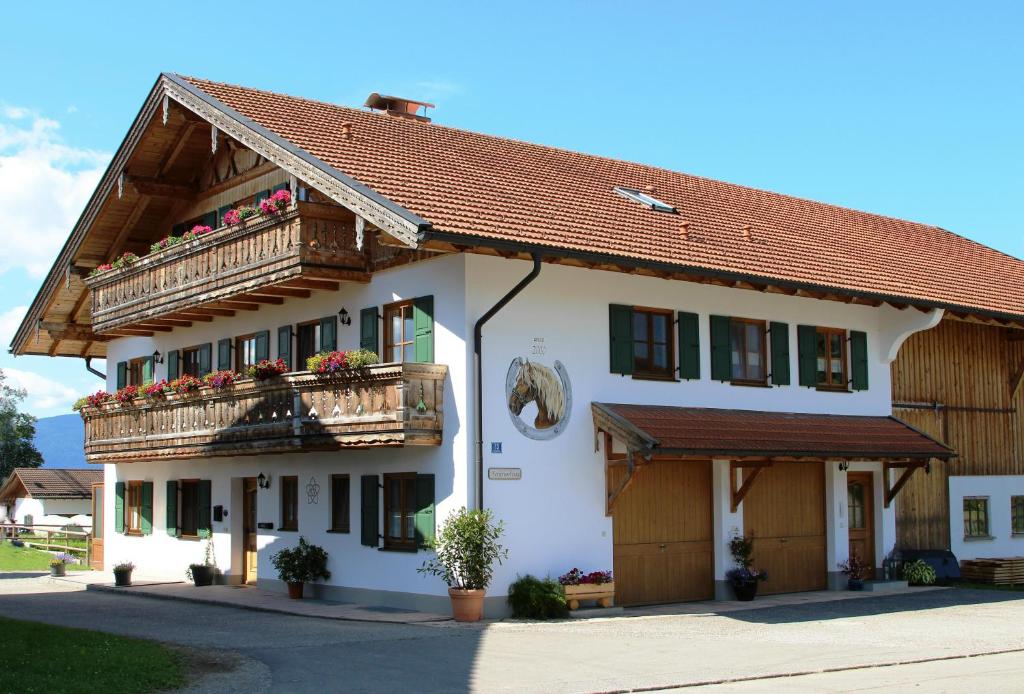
[614,187,676,213]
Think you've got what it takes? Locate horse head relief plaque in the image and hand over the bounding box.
[505,357,572,440]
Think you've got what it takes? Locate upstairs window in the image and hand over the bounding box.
[632,307,674,378]
[181,347,202,378]
[729,318,767,384]
[614,186,676,213]
[384,300,416,363]
[296,321,320,367]
[236,334,259,373]
[815,327,848,389]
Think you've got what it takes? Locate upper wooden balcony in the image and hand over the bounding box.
[80,362,447,464]
[85,202,369,335]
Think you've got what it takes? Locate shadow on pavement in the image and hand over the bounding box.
[0,572,48,580]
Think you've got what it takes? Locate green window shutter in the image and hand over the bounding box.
[360,475,379,547]
[198,343,212,376]
[850,330,869,391]
[272,182,289,193]
[413,295,434,363]
[709,315,732,381]
[797,325,818,387]
[677,311,700,380]
[114,482,125,534]
[360,307,379,353]
[770,322,791,386]
[167,350,180,380]
[319,316,337,353]
[165,481,179,537]
[255,330,270,362]
[217,339,232,371]
[142,357,154,385]
[216,204,232,228]
[197,480,212,538]
[254,189,271,204]
[414,474,435,548]
[278,326,293,371]
[201,211,217,229]
[141,482,153,536]
[608,304,634,375]
[116,362,127,389]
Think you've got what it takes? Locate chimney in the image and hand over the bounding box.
[364,93,435,122]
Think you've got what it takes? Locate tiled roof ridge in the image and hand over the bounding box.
[178,75,957,238]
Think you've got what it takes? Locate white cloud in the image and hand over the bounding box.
[0,108,110,277]
[4,367,79,411]
[0,305,27,347]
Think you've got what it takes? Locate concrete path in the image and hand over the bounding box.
[1,572,1023,693]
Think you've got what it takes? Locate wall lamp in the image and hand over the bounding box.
[338,307,352,326]
[152,350,164,365]
[257,472,271,490]
[838,462,850,472]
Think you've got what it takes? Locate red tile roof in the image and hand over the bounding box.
[592,403,953,459]
[0,468,101,501]
[181,76,1024,320]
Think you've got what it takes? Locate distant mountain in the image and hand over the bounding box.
[33,414,87,469]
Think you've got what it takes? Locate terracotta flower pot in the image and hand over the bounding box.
[448,587,486,622]
[287,581,304,599]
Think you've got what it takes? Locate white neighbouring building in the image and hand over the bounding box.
[0,468,101,530]
[11,75,1024,614]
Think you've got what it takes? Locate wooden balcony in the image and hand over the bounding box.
[81,363,446,464]
[85,202,369,335]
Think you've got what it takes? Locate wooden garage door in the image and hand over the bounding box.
[743,462,826,595]
[612,460,714,605]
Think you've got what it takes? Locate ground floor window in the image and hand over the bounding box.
[125,481,143,534]
[330,475,350,533]
[963,497,990,538]
[180,480,199,537]
[1012,496,1024,535]
[280,476,298,531]
[383,473,417,549]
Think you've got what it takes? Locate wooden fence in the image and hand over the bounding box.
[1,523,91,566]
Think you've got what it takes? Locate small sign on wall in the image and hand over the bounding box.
[491,442,503,454]
[488,467,522,481]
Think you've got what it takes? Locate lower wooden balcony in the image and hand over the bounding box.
[81,363,446,464]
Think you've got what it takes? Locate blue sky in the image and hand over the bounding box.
[0,1,1021,417]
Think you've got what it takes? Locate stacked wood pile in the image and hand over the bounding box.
[960,558,1024,585]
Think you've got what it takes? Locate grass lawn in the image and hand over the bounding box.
[0,616,185,694]
[0,542,90,571]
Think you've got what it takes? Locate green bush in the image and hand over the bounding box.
[903,559,937,586]
[507,575,568,620]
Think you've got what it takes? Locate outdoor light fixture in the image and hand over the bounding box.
[152,350,164,364]
[257,472,271,490]
[838,462,849,472]
[338,307,352,326]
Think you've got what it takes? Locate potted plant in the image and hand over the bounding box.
[113,561,135,587]
[418,507,508,622]
[838,553,871,590]
[248,358,289,381]
[259,189,291,215]
[726,534,768,601]
[306,349,379,375]
[203,370,239,390]
[270,537,331,599]
[186,536,217,587]
[49,558,66,577]
[903,559,937,586]
[557,568,615,610]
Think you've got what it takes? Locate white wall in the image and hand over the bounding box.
[11,497,92,529]
[948,476,1024,561]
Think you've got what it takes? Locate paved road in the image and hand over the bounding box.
[1,575,1023,693]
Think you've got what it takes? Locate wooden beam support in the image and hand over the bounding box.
[133,323,174,332]
[730,461,771,512]
[167,312,213,323]
[140,318,193,328]
[179,307,235,318]
[883,462,926,508]
[278,278,340,291]
[258,286,312,299]
[235,294,285,305]
[38,322,96,342]
[128,177,198,199]
[158,122,198,176]
[205,300,260,311]
[106,329,155,337]
[1011,359,1024,399]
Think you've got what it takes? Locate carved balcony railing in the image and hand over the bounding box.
[80,363,446,464]
[85,202,369,335]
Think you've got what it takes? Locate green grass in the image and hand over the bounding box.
[21,534,88,550]
[0,616,185,694]
[0,542,90,571]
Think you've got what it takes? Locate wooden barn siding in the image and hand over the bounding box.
[891,319,1024,550]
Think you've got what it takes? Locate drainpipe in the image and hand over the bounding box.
[473,253,542,510]
[84,357,105,380]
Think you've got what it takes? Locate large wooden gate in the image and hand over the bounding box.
[612,460,714,605]
[743,462,826,594]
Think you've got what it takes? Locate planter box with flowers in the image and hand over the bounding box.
[248,358,289,381]
[558,568,615,609]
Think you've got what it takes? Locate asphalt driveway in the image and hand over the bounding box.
[1,574,1023,693]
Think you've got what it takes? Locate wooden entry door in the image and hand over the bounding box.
[90,483,104,570]
[242,478,258,584]
[743,462,826,594]
[612,460,714,605]
[847,472,876,576]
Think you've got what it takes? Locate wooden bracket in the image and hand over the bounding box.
[1010,359,1024,400]
[603,432,647,516]
[883,461,927,508]
[730,461,772,512]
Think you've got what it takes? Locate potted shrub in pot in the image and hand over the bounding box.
[418,507,508,622]
[186,536,217,587]
[838,553,871,590]
[726,534,768,601]
[270,537,331,599]
[113,561,135,587]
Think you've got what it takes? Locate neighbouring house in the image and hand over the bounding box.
[0,468,102,530]
[8,74,1023,614]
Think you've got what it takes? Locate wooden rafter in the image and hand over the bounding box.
[158,122,198,176]
[883,461,928,508]
[730,461,773,512]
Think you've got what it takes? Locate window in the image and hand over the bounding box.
[330,475,350,533]
[1013,496,1024,535]
[297,321,319,367]
[127,358,146,386]
[280,476,298,531]
[963,497,990,538]
[815,327,848,389]
[236,334,258,372]
[125,481,143,535]
[848,481,866,530]
[384,301,415,363]
[181,347,201,378]
[179,480,199,537]
[730,318,767,384]
[383,473,417,549]
[632,307,674,378]
[613,186,677,213]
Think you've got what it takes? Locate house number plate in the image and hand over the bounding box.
[488,467,522,481]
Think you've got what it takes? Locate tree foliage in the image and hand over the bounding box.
[0,370,43,482]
